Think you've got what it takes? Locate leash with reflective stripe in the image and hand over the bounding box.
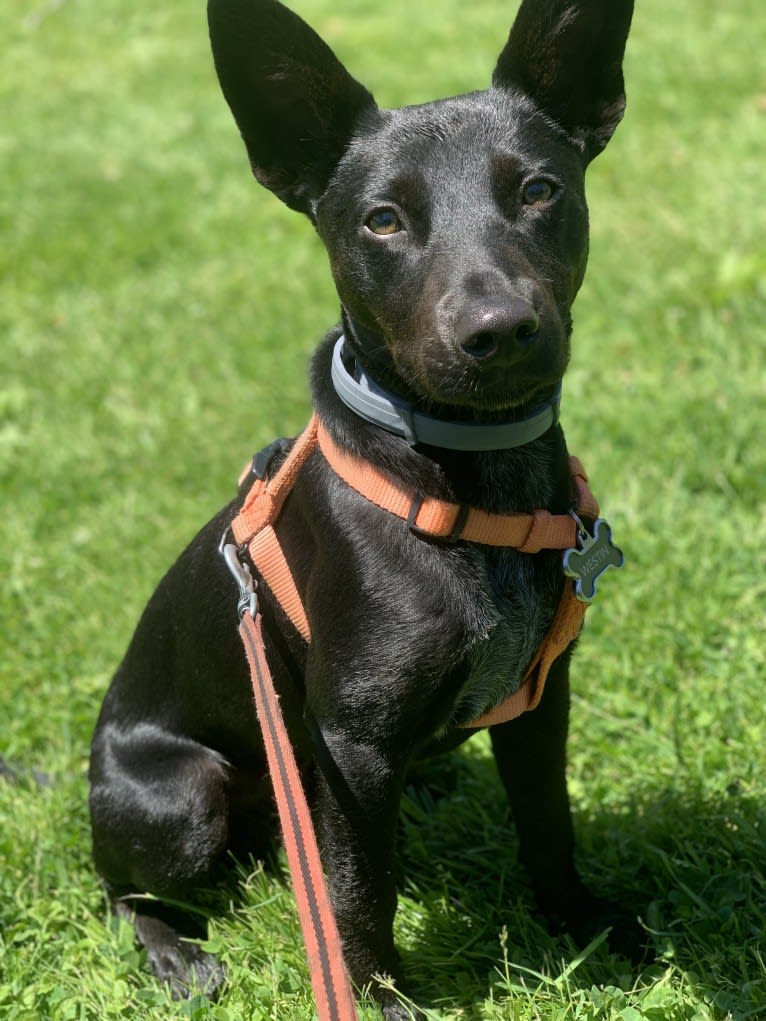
[220,535,359,1021]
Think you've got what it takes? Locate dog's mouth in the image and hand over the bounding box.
[415,371,559,417]
[398,338,568,419]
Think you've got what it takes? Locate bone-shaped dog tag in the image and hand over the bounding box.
[562,516,624,603]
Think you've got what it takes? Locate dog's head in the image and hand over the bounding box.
[208,0,633,415]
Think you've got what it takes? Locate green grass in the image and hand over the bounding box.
[2,0,765,1018]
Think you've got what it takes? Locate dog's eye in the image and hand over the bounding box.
[522,179,555,206]
[365,208,402,236]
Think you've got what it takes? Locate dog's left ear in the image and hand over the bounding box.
[493,0,634,162]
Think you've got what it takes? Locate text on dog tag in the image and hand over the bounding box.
[562,516,624,603]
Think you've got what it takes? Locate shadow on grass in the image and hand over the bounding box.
[92,747,764,1018]
[394,748,766,1018]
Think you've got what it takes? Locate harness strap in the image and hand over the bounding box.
[238,612,358,1021]
[249,524,312,642]
[465,584,586,727]
[311,421,597,726]
[463,458,597,726]
[316,420,592,551]
[231,414,599,728]
[232,416,319,547]
[232,418,319,639]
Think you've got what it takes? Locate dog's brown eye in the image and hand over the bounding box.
[365,208,402,236]
[522,179,554,206]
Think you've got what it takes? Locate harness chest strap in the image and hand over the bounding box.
[315,421,598,550]
[230,414,598,727]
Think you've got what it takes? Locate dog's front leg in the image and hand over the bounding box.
[489,654,643,959]
[489,655,581,918]
[305,712,413,1018]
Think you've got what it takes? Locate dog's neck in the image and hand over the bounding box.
[312,330,572,515]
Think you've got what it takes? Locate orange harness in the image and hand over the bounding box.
[223,414,609,1021]
[230,413,600,728]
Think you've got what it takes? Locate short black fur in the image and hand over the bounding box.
[89,2,640,1017]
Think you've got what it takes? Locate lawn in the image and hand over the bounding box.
[1,0,764,1018]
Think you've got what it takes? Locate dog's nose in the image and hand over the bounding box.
[457,296,540,362]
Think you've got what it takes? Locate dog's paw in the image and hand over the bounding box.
[124,903,227,999]
[375,979,426,1021]
[539,885,649,965]
[143,930,227,999]
[587,903,647,965]
[379,993,425,1021]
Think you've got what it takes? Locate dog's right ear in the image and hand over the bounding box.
[208,0,376,215]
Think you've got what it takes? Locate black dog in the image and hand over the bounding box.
[89,1,638,1016]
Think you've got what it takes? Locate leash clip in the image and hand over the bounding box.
[219,529,258,618]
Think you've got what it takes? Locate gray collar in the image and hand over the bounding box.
[330,336,560,451]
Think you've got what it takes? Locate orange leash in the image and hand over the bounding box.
[238,612,359,1021]
[221,530,359,1021]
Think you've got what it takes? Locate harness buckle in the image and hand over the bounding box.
[219,529,258,618]
[239,437,293,494]
[406,494,470,543]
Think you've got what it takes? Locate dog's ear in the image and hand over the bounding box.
[492,0,634,162]
[208,0,376,214]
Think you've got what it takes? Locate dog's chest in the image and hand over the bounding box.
[447,544,563,727]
